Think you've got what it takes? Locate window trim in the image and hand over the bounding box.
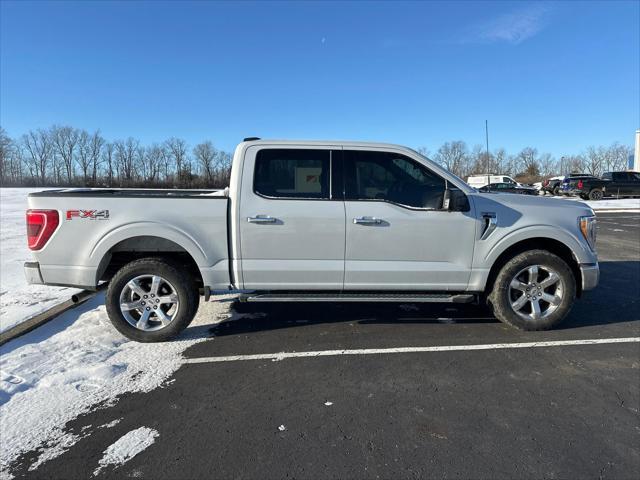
[252,148,336,201]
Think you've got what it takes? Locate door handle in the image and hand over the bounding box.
[247,215,277,224]
[353,216,383,225]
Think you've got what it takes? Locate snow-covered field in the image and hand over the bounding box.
[1,188,81,333]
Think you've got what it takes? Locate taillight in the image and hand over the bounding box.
[577,180,584,189]
[26,209,59,250]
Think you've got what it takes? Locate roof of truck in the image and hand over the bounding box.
[240,138,416,150]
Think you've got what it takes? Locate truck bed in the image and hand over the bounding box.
[26,188,231,290]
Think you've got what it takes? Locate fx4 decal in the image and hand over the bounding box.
[66,209,110,220]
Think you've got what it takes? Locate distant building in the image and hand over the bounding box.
[634,130,640,171]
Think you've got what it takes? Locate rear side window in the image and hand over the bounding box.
[344,150,446,209]
[254,149,330,199]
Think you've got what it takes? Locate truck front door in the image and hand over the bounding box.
[341,149,477,290]
[238,146,345,290]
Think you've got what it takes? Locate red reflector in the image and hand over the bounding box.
[26,209,59,250]
[578,180,584,189]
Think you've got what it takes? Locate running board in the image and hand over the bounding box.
[240,293,476,304]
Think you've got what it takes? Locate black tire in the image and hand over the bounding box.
[106,257,200,342]
[488,250,576,331]
[552,186,560,196]
[588,189,603,201]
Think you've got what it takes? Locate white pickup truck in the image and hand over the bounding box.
[25,139,599,341]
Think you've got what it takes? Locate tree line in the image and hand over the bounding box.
[0,126,233,188]
[416,141,632,183]
[0,125,633,188]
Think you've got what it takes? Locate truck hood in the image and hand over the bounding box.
[471,191,594,216]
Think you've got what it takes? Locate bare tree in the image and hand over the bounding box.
[564,155,586,174]
[0,127,11,185]
[493,148,508,174]
[88,131,105,184]
[585,146,605,176]
[433,141,468,177]
[193,141,217,185]
[165,138,190,187]
[214,150,232,186]
[538,153,557,177]
[102,142,115,186]
[135,145,147,181]
[517,147,540,176]
[76,130,92,185]
[51,126,79,184]
[115,137,139,185]
[22,129,53,185]
[143,144,163,183]
[606,143,632,171]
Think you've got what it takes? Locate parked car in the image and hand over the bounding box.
[479,182,538,195]
[559,174,599,196]
[541,176,564,195]
[566,171,640,200]
[467,174,521,189]
[25,139,599,341]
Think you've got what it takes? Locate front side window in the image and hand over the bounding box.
[344,150,446,209]
[254,149,330,199]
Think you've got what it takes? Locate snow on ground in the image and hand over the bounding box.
[0,293,235,478]
[0,188,81,333]
[583,198,640,210]
[93,427,159,476]
[545,194,640,210]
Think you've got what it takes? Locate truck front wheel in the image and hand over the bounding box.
[105,258,200,342]
[489,250,576,331]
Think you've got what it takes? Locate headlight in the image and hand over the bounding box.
[579,215,597,251]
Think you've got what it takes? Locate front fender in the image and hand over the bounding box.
[482,225,595,267]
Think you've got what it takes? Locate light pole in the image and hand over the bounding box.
[485,120,490,187]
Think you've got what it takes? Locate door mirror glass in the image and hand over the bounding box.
[446,188,470,212]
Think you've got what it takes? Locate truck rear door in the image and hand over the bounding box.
[238,146,345,289]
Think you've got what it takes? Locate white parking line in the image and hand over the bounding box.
[184,337,640,364]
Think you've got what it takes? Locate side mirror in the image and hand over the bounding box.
[444,188,470,212]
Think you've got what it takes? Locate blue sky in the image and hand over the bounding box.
[1,0,638,155]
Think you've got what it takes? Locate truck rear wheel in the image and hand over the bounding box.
[589,189,603,200]
[489,250,576,331]
[106,257,200,342]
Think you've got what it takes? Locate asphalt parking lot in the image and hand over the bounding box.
[14,213,640,479]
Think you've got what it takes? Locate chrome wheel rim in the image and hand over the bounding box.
[509,265,564,321]
[119,274,179,331]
